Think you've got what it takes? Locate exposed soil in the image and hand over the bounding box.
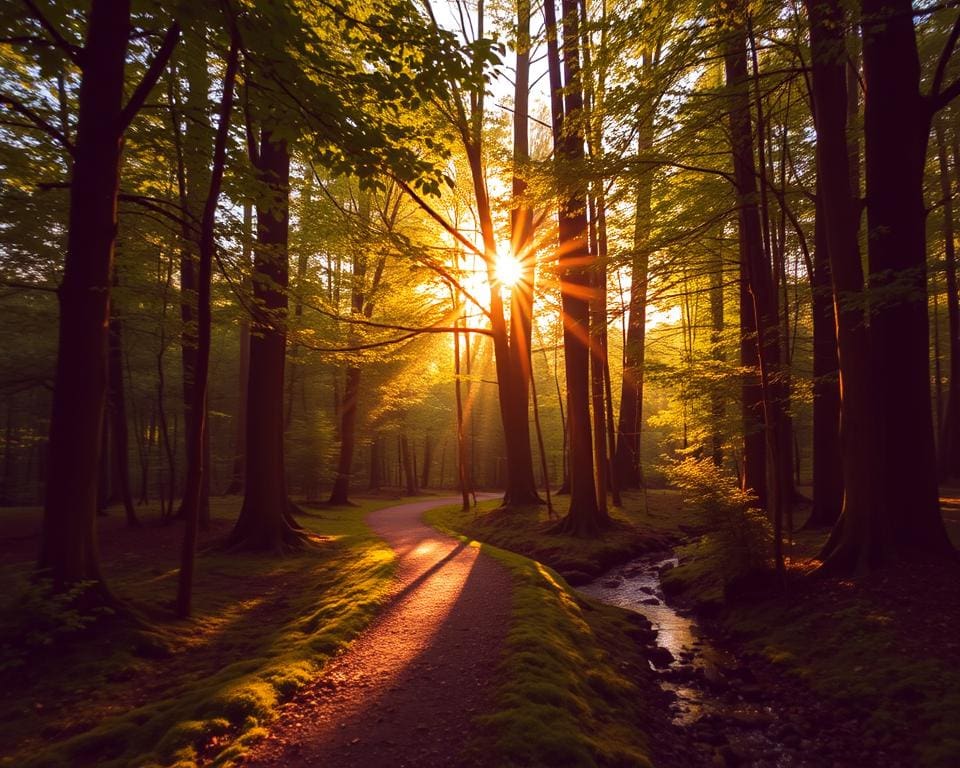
[242,496,512,768]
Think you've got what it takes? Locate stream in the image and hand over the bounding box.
[579,554,827,768]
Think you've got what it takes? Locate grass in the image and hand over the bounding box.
[658,493,960,768]
[0,494,424,768]
[720,580,960,767]
[435,489,693,584]
[426,501,673,768]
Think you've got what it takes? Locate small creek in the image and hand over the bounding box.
[579,554,799,767]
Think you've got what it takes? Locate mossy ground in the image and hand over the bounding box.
[662,495,960,768]
[0,494,425,768]
[437,489,694,583]
[426,500,680,768]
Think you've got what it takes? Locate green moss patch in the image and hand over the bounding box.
[433,490,690,584]
[0,496,418,768]
[427,503,670,768]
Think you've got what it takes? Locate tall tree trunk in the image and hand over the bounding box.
[173,35,211,526]
[454,299,471,510]
[328,195,385,506]
[107,290,139,527]
[852,0,952,560]
[228,131,305,551]
[328,366,361,505]
[421,434,433,489]
[807,0,891,572]
[615,121,653,490]
[39,1,131,592]
[400,433,418,496]
[225,201,252,495]
[722,6,787,574]
[806,190,843,528]
[709,235,725,466]
[369,435,382,491]
[502,0,540,508]
[548,0,604,535]
[937,118,960,479]
[176,36,238,617]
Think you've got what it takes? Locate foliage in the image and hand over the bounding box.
[0,580,114,674]
[0,498,407,768]
[664,457,772,586]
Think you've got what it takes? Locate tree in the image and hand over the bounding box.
[175,21,239,614]
[227,128,306,551]
[720,0,790,573]
[816,0,955,570]
[547,0,606,535]
[38,2,179,592]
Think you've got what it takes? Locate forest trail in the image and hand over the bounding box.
[242,496,511,768]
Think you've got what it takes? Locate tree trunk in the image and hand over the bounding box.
[328,366,361,505]
[107,292,139,527]
[503,0,540,508]
[421,434,433,489]
[709,237,725,466]
[454,302,471,510]
[548,0,605,535]
[400,433,418,496]
[176,37,238,617]
[807,0,905,572]
[228,131,306,552]
[806,189,843,528]
[39,1,131,592]
[851,0,952,560]
[369,436,382,491]
[225,201,252,495]
[722,6,787,574]
[173,36,211,526]
[937,118,960,479]
[614,122,653,490]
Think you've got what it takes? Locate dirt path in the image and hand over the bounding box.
[243,496,512,768]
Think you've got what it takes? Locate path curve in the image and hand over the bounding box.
[243,495,511,768]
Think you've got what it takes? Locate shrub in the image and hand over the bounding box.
[0,579,113,673]
[664,457,772,584]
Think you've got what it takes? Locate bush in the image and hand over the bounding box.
[0,579,113,673]
[664,457,772,584]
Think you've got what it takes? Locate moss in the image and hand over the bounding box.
[429,490,688,583]
[720,590,960,767]
[427,505,660,768]
[2,496,426,768]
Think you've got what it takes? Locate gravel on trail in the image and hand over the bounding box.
[243,496,512,768]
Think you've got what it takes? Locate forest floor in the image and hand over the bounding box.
[239,495,513,767]
[431,489,960,767]
[4,490,959,767]
[0,492,441,767]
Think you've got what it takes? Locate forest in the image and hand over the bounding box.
[1,0,960,766]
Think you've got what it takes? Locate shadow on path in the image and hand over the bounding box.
[244,496,511,768]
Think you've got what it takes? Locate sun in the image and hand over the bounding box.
[494,248,523,288]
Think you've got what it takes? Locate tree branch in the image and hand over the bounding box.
[0,93,74,154]
[931,12,960,105]
[20,0,81,67]
[118,21,181,132]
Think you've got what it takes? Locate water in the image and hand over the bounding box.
[579,554,794,766]
[578,554,736,724]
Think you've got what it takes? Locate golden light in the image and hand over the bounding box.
[494,247,523,288]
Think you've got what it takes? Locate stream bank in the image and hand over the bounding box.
[579,550,913,768]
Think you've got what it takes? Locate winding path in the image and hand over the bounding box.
[243,496,512,768]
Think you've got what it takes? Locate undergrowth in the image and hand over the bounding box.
[0,496,414,768]
[436,490,687,584]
